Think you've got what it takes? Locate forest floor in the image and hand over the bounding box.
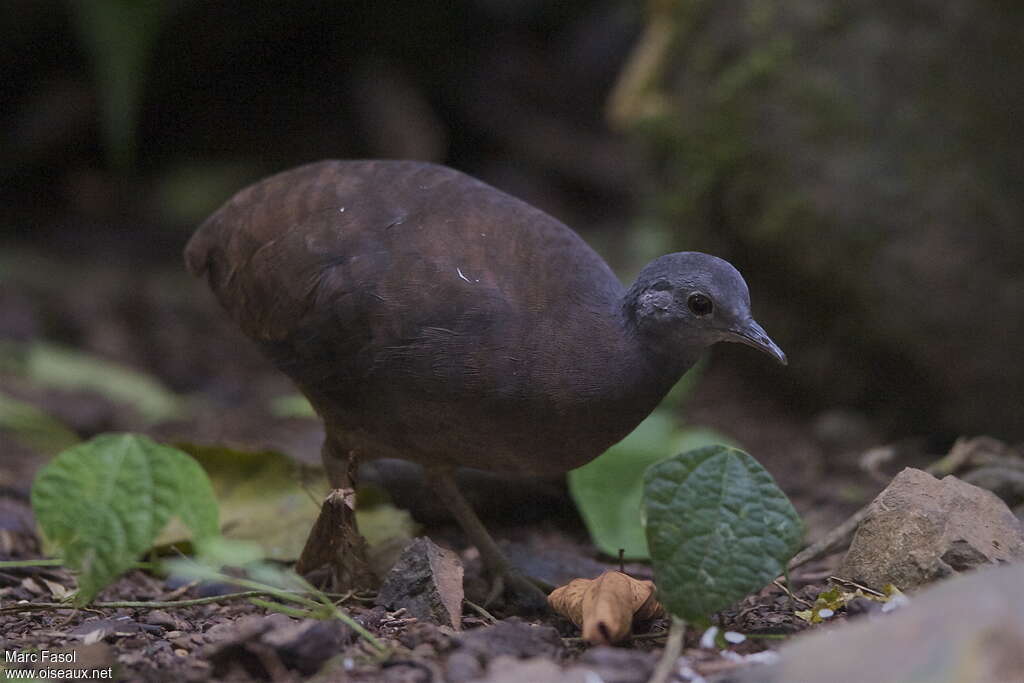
[0,247,929,681]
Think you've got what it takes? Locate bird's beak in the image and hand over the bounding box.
[727,319,788,365]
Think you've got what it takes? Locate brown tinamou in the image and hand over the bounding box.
[185,160,786,608]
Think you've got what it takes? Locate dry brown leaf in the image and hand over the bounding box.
[548,570,665,645]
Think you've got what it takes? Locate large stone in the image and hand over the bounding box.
[375,536,464,629]
[839,468,1024,590]
[733,562,1024,683]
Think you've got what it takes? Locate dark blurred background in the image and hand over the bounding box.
[3,0,1022,494]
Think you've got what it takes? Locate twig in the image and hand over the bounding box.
[562,630,669,645]
[0,559,63,568]
[0,558,159,571]
[648,616,686,683]
[772,578,811,608]
[161,580,199,602]
[827,576,886,598]
[0,590,274,613]
[786,503,871,571]
[606,1,677,128]
[248,597,319,619]
[463,599,498,625]
[631,630,670,642]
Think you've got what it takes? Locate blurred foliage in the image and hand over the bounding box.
[162,443,326,561]
[71,0,170,172]
[0,340,184,424]
[0,393,80,455]
[269,393,317,420]
[613,0,1024,437]
[155,161,264,227]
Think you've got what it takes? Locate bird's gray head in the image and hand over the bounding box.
[625,252,787,365]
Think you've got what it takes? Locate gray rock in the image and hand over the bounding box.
[477,656,583,683]
[448,618,565,682]
[204,613,352,678]
[839,468,1024,590]
[732,562,1024,683]
[376,537,464,629]
[469,645,657,683]
[454,618,564,660]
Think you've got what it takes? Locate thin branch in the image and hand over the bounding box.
[786,503,871,571]
[0,558,159,571]
[562,630,669,645]
[772,578,812,608]
[463,599,498,625]
[0,590,273,613]
[0,559,63,568]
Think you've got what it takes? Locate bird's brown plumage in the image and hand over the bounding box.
[186,160,684,474]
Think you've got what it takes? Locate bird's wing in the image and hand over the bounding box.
[185,160,622,392]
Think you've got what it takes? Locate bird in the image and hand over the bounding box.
[185,159,786,609]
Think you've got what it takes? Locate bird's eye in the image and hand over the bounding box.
[687,293,713,316]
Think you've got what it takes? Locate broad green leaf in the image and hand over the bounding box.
[569,410,735,559]
[644,445,803,621]
[22,343,183,424]
[0,392,80,455]
[31,433,219,604]
[161,444,327,561]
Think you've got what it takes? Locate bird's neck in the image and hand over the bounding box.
[548,304,700,462]
[617,291,704,383]
[570,300,702,425]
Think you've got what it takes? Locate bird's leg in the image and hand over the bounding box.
[427,467,548,612]
[296,435,374,592]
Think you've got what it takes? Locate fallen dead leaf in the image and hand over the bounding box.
[548,570,664,645]
[41,577,72,600]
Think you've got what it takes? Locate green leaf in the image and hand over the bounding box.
[31,433,219,604]
[643,445,803,621]
[569,411,736,559]
[0,392,80,455]
[22,343,183,424]
[161,444,327,561]
[268,393,317,419]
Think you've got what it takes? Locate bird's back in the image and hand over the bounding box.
[186,160,659,473]
[186,160,620,341]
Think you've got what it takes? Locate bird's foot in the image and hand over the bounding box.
[484,567,549,613]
